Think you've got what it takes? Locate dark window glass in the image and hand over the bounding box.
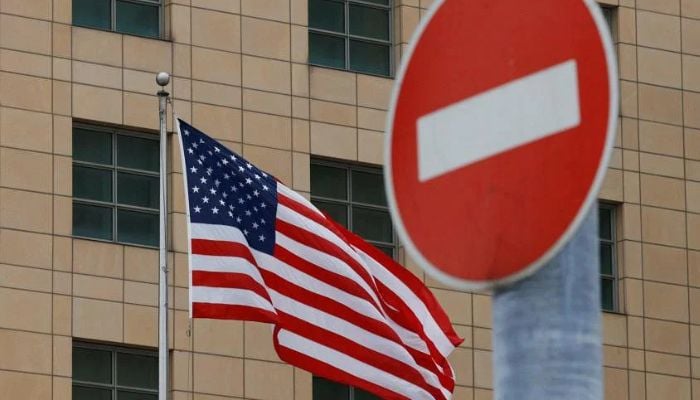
[73,166,113,202]
[72,0,111,30]
[311,161,392,245]
[73,343,157,400]
[118,391,158,400]
[116,1,160,38]
[73,386,113,400]
[311,164,348,200]
[354,388,382,400]
[351,170,386,206]
[117,209,159,246]
[309,0,345,33]
[352,207,392,243]
[309,32,346,69]
[117,173,159,208]
[117,135,159,172]
[375,245,394,257]
[308,0,391,76]
[598,207,612,240]
[349,40,390,76]
[602,7,614,37]
[312,200,348,227]
[313,377,350,399]
[73,203,113,240]
[601,279,614,311]
[73,347,112,384]
[600,243,613,276]
[599,204,616,312]
[72,0,160,39]
[73,126,159,246]
[117,353,158,389]
[349,5,389,40]
[73,128,112,165]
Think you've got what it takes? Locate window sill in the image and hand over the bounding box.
[602,309,623,315]
[72,234,159,250]
[308,62,394,80]
[72,23,167,42]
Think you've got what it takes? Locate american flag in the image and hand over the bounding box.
[177,119,463,400]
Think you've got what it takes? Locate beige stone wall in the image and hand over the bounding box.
[593,0,700,399]
[0,0,698,399]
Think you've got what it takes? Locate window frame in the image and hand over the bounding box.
[310,158,398,258]
[72,0,164,40]
[601,6,617,43]
[72,122,160,248]
[72,341,158,399]
[308,0,394,77]
[599,202,618,313]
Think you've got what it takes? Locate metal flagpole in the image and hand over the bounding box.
[156,72,171,400]
[492,206,602,400]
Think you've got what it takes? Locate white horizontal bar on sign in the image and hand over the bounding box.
[417,59,581,182]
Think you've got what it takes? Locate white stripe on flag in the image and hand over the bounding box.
[191,254,265,283]
[277,329,436,400]
[278,184,322,215]
[190,286,276,313]
[277,199,367,267]
[268,289,448,398]
[191,222,247,243]
[256,250,385,321]
[275,231,381,305]
[355,247,456,358]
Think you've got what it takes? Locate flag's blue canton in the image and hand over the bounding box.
[179,120,278,255]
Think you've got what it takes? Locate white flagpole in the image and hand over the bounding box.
[156,72,170,400]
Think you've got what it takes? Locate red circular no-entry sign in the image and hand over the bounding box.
[385,0,618,290]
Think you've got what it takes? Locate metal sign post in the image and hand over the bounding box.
[493,207,602,399]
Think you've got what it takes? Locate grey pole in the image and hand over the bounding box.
[156,72,170,400]
[492,206,602,400]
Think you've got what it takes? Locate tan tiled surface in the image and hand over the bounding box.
[0,1,698,400]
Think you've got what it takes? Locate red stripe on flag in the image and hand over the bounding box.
[191,239,257,266]
[272,328,411,400]
[259,268,398,344]
[333,221,464,348]
[273,244,382,313]
[375,280,455,391]
[192,302,278,323]
[278,193,328,228]
[192,270,272,304]
[258,266,449,388]
[277,312,448,400]
[275,219,378,295]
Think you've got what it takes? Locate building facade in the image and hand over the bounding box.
[0,0,698,399]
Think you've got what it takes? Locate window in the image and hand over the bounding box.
[73,342,157,400]
[313,377,380,400]
[599,203,617,312]
[73,0,162,39]
[310,159,392,400]
[601,6,616,41]
[310,159,397,257]
[72,124,159,247]
[308,0,392,77]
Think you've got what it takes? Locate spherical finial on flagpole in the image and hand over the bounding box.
[156,72,170,87]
